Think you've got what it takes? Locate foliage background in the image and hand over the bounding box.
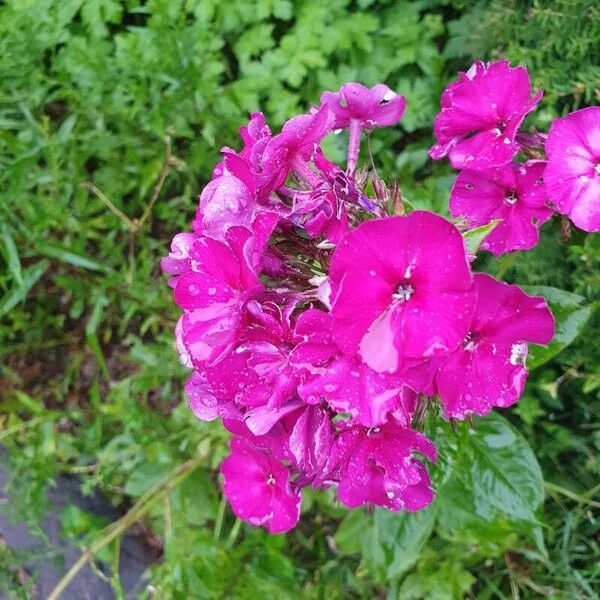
[0,0,599,598]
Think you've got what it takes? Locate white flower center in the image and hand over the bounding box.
[392,284,414,302]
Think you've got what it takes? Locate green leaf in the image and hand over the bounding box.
[436,413,544,552]
[462,220,500,254]
[124,460,173,496]
[362,506,436,583]
[521,285,595,369]
[36,242,109,273]
[398,549,475,600]
[1,226,23,286]
[334,510,370,555]
[0,260,49,318]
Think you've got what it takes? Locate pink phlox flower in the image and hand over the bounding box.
[320,82,407,130]
[325,419,436,511]
[221,436,302,534]
[288,404,333,480]
[172,224,270,367]
[185,371,241,422]
[239,111,272,164]
[194,151,286,240]
[223,417,294,464]
[289,150,375,243]
[544,106,600,232]
[289,308,339,372]
[430,61,542,170]
[449,160,553,255]
[291,310,427,427]
[161,232,197,287]
[211,112,272,187]
[299,354,420,428]
[329,211,476,375]
[205,300,303,435]
[433,273,555,420]
[259,105,335,191]
[320,82,406,173]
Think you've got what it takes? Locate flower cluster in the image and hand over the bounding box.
[430,61,600,250]
[162,69,586,534]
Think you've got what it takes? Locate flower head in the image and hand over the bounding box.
[320,82,406,130]
[430,61,542,169]
[163,75,557,535]
[326,419,436,511]
[329,211,476,374]
[449,161,553,254]
[544,106,600,232]
[433,273,554,420]
[221,437,301,534]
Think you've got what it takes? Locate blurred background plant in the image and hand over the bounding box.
[0,0,599,598]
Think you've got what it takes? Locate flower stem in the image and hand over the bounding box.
[347,119,362,174]
[225,518,242,549]
[213,494,227,541]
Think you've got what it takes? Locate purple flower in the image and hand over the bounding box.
[320,82,406,172]
[449,161,553,255]
[221,437,302,534]
[329,211,476,374]
[544,106,600,232]
[326,420,436,511]
[289,150,372,243]
[430,61,542,170]
[433,273,554,420]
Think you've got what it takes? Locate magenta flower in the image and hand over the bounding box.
[204,301,300,434]
[239,111,272,165]
[544,106,600,232]
[434,273,554,420]
[430,61,542,169]
[172,228,267,367]
[329,211,476,374]
[289,150,373,243]
[289,405,333,478]
[163,76,558,534]
[299,354,409,427]
[449,161,553,254]
[260,105,335,190]
[185,372,241,422]
[327,420,436,511]
[320,82,406,130]
[221,437,301,534]
[195,170,259,240]
[320,82,406,172]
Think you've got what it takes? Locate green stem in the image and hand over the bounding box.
[544,481,600,509]
[0,416,51,443]
[213,494,227,542]
[47,450,209,600]
[225,518,242,549]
